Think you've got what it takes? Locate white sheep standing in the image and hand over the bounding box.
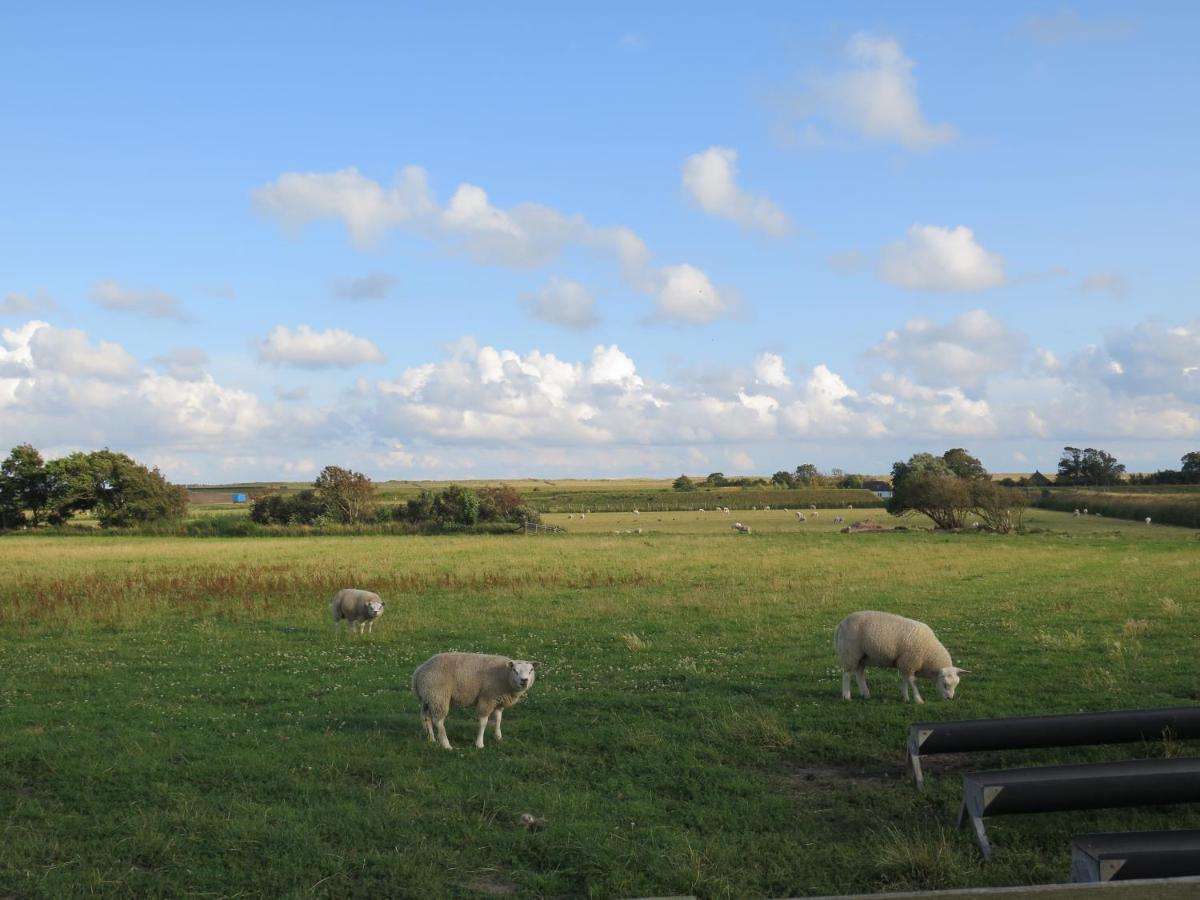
[833,515,844,524]
[764,505,771,511]
[411,653,537,750]
[732,522,751,534]
[795,511,806,521]
[810,504,817,510]
[1145,517,1152,526]
[632,509,640,517]
[835,610,967,704]
[331,588,385,635]
[1083,507,1088,515]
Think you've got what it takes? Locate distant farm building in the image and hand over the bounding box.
[864,479,893,499]
[231,493,249,503]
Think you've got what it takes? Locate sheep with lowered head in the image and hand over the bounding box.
[412,653,537,750]
[331,588,385,635]
[835,610,967,704]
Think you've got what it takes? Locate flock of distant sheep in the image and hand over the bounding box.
[330,582,966,750]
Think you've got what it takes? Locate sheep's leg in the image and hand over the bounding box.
[474,714,490,749]
[855,667,870,699]
[366,619,374,635]
[905,674,924,704]
[435,718,453,750]
[901,677,909,701]
[491,708,503,741]
[420,708,435,743]
[841,671,852,701]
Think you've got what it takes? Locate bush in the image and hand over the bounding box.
[249,490,325,525]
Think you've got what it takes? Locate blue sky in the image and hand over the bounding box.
[2,3,1198,481]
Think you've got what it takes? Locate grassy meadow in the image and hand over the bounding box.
[2,510,1199,898]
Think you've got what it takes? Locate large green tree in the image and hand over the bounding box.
[0,444,50,527]
[314,465,376,524]
[1057,446,1125,485]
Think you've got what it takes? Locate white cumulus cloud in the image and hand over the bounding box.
[880,224,1006,292]
[258,325,385,369]
[653,264,729,324]
[28,324,140,380]
[800,33,956,150]
[254,164,732,325]
[523,278,599,329]
[681,147,790,236]
[872,309,1025,389]
[753,352,791,387]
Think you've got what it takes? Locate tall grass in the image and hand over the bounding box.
[1037,489,1200,528]
[523,487,883,513]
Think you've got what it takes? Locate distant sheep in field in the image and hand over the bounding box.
[835,610,967,704]
[331,589,385,635]
[732,522,751,534]
[1074,509,1080,516]
[832,516,844,524]
[697,507,705,513]
[567,514,573,519]
[810,504,817,510]
[848,504,854,510]
[1083,508,1088,515]
[795,512,806,521]
[1145,517,1152,525]
[412,653,537,750]
[632,509,640,517]
[764,505,771,511]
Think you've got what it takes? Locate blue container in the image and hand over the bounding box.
[231,493,249,503]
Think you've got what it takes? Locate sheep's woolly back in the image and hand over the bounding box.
[412,653,528,718]
[835,610,952,676]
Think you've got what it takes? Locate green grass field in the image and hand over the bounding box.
[2,511,1199,898]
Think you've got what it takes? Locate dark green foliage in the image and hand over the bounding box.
[0,444,50,527]
[395,484,536,531]
[705,471,726,486]
[0,446,189,528]
[771,470,796,488]
[889,449,1021,531]
[431,483,480,526]
[250,489,325,525]
[672,474,696,491]
[1057,446,1126,486]
[525,487,884,513]
[314,465,376,524]
[793,463,820,485]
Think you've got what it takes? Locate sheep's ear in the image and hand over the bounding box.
[508,660,515,670]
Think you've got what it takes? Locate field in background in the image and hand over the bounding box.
[2,510,1198,898]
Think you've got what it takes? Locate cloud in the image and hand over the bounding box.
[872,310,1026,389]
[681,147,790,235]
[880,224,1006,292]
[1,291,57,316]
[254,164,731,324]
[799,33,956,150]
[252,165,436,248]
[152,347,209,381]
[1079,270,1128,298]
[28,324,140,380]
[91,280,187,320]
[257,325,385,369]
[332,272,397,301]
[1022,11,1137,46]
[653,264,729,324]
[753,352,791,387]
[523,278,599,329]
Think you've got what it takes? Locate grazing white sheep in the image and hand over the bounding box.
[697,508,705,513]
[848,504,854,510]
[810,504,817,510]
[1074,508,1081,516]
[732,522,751,534]
[567,514,574,519]
[764,505,771,511]
[331,589,385,635]
[1083,508,1088,515]
[412,653,537,750]
[835,610,967,704]
[1145,517,1152,526]
[632,509,640,517]
[832,515,844,524]
[795,511,806,521]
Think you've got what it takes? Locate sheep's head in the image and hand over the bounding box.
[937,666,968,699]
[365,599,384,620]
[508,660,537,691]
